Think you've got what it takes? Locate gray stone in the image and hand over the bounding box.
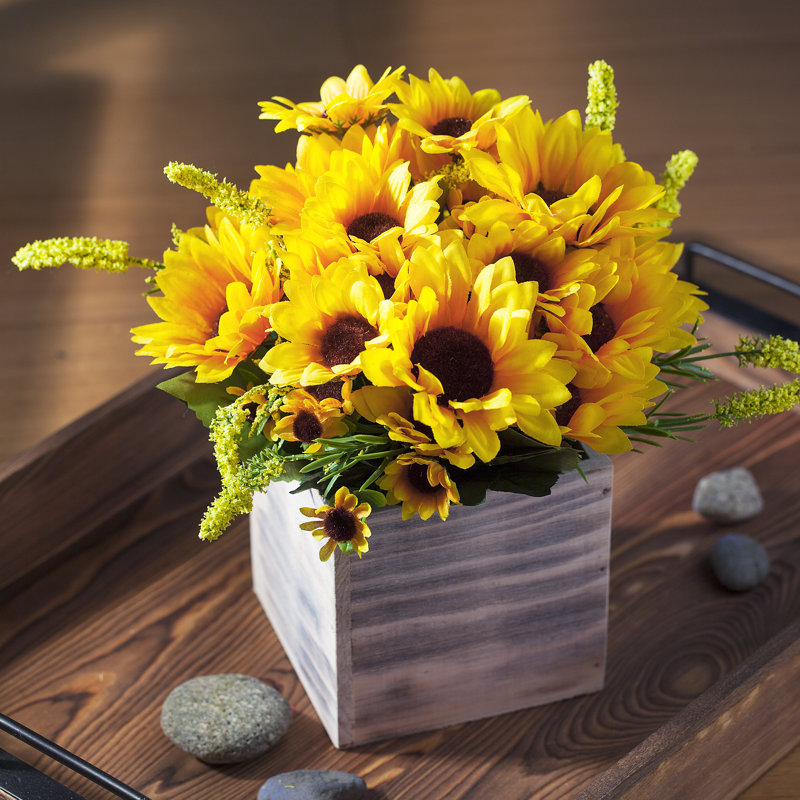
[692,467,763,524]
[161,674,292,764]
[710,533,770,591]
[257,770,367,800]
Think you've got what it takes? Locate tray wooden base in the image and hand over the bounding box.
[250,451,613,747]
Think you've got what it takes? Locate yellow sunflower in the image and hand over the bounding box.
[390,68,529,155]
[360,240,575,462]
[461,106,670,245]
[271,389,349,453]
[300,147,442,272]
[131,210,282,383]
[259,65,404,134]
[554,361,663,454]
[378,455,460,521]
[351,385,475,469]
[300,486,372,560]
[261,258,392,386]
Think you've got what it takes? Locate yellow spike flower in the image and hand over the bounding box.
[13,236,161,272]
[585,59,619,132]
[656,149,699,221]
[164,162,272,228]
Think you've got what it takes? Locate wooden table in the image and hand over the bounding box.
[1,356,799,799]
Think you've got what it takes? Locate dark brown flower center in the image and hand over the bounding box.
[406,463,440,494]
[509,250,551,292]
[323,507,357,541]
[431,116,473,137]
[346,212,402,242]
[584,304,616,352]
[534,182,568,205]
[293,409,323,443]
[555,383,582,427]
[374,272,396,299]
[306,381,344,403]
[320,316,378,367]
[410,326,494,403]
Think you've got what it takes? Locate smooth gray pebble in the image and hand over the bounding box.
[161,673,292,764]
[710,533,769,591]
[257,769,367,800]
[692,467,763,524]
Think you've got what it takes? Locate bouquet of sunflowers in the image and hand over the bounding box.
[14,63,800,561]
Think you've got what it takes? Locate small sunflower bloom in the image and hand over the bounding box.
[300,487,372,560]
[391,68,529,155]
[378,456,460,521]
[259,65,404,134]
[272,389,349,453]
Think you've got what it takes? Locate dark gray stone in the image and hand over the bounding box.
[692,467,763,524]
[257,769,367,800]
[161,674,292,764]
[710,533,770,591]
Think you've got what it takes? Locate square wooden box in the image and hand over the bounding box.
[250,450,612,748]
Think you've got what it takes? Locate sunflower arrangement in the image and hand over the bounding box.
[14,63,800,561]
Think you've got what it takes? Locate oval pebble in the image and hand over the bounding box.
[257,770,367,800]
[692,467,763,524]
[161,674,292,764]
[710,533,770,591]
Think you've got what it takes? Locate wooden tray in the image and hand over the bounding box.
[1,362,799,799]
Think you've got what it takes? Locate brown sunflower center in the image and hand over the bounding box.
[509,250,551,292]
[293,410,323,443]
[406,463,440,494]
[323,507,358,542]
[534,182,568,205]
[306,381,344,403]
[555,384,582,427]
[584,304,616,352]
[346,212,401,242]
[431,116,473,137]
[320,316,378,367]
[374,272,396,299]
[410,326,494,403]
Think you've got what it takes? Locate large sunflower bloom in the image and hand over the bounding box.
[461,106,670,246]
[377,455,460,521]
[300,147,442,272]
[261,258,392,386]
[300,487,372,560]
[360,240,575,462]
[390,68,528,155]
[259,65,404,134]
[131,210,282,383]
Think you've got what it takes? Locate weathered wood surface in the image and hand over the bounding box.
[1,374,799,799]
[252,451,612,747]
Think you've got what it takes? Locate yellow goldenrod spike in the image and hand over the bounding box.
[584,60,619,132]
[736,335,800,374]
[12,236,162,272]
[164,161,272,228]
[656,149,699,218]
[713,378,800,427]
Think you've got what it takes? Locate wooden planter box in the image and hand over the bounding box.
[250,449,613,748]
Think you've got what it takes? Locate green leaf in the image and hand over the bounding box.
[157,371,233,428]
[354,488,388,508]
